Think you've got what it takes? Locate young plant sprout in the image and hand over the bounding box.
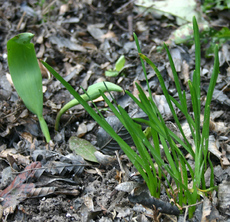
[52,81,123,131]
[7,33,51,143]
[105,55,126,77]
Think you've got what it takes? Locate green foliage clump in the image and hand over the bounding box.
[44,16,219,218]
[202,0,230,11]
[7,16,219,219]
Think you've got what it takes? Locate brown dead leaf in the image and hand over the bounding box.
[21,132,34,143]
[201,196,213,222]
[27,187,57,198]
[0,148,30,166]
[181,60,190,88]
[82,42,97,50]
[101,30,117,41]
[84,196,94,211]
[87,24,105,42]
[218,180,230,214]
[59,4,69,14]
[76,122,88,137]
[208,135,230,167]
[0,162,42,217]
[94,151,116,166]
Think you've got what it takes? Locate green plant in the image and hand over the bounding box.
[55,81,123,131]
[7,33,122,141]
[7,33,51,143]
[202,0,230,11]
[135,17,219,216]
[37,0,46,8]
[105,55,126,77]
[41,16,219,218]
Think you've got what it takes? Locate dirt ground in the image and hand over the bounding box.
[1,0,230,221]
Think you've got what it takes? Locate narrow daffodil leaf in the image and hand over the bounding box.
[7,33,50,142]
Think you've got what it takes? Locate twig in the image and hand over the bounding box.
[127,15,133,41]
[17,11,26,30]
[42,0,58,15]
[115,150,125,174]
[134,4,155,19]
[182,200,203,222]
[113,0,135,15]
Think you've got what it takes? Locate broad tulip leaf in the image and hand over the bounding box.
[7,33,50,142]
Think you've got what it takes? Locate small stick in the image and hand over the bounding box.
[113,0,135,14]
[115,150,125,174]
[17,11,26,30]
[127,15,133,41]
[42,0,58,15]
[182,200,203,222]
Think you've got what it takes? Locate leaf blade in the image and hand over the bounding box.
[7,33,43,117]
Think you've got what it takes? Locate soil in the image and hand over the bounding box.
[0,0,230,221]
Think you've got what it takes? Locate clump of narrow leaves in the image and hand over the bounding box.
[44,16,219,218]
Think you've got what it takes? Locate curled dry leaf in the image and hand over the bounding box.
[115,181,141,193]
[76,122,87,137]
[87,24,105,42]
[97,115,134,155]
[0,148,30,166]
[208,135,230,167]
[201,196,212,222]
[94,151,116,166]
[84,196,94,211]
[27,187,57,198]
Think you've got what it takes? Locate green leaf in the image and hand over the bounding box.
[105,70,119,77]
[7,33,43,116]
[115,55,125,71]
[7,33,50,142]
[69,136,99,163]
[105,55,126,77]
[52,80,122,130]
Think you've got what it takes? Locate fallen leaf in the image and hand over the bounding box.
[69,136,99,163]
[135,0,202,25]
[208,135,230,167]
[218,180,230,215]
[0,162,42,217]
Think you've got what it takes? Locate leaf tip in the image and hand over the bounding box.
[10,33,35,45]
